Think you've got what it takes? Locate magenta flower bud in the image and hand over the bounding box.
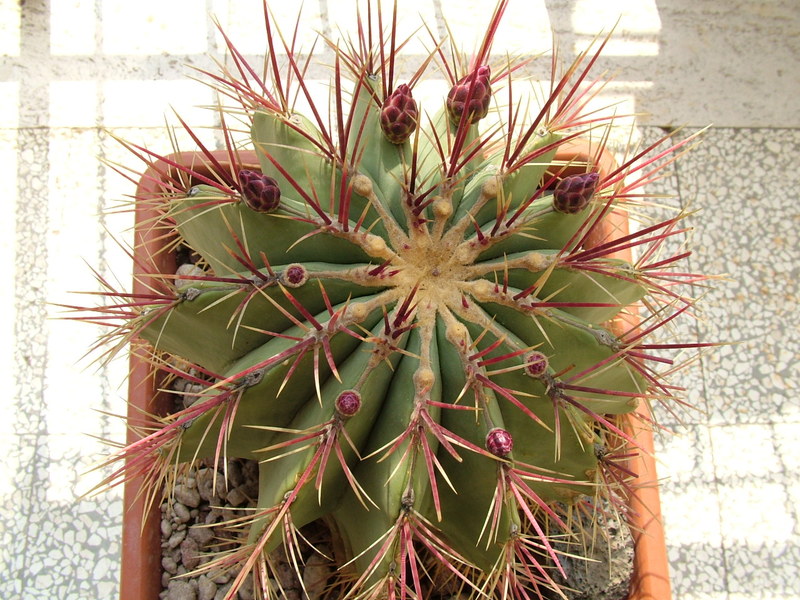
[486,428,513,457]
[524,351,549,378]
[282,264,308,287]
[238,169,281,213]
[335,390,362,417]
[553,172,600,214]
[446,65,492,125]
[380,84,419,144]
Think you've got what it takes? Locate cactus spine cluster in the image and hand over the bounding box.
[87,2,706,598]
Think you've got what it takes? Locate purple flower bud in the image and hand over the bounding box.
[238,169,281,213]
[335,390,362,417]
[380,84,418,144]
[486,428,513,457]
[553,172,600,214]
[524,351,549,378]
[446,65,492,125]
[283,264,308,287]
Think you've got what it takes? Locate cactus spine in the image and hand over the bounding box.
[86,2,707,598]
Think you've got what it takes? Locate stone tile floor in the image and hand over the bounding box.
[1,1,798,598]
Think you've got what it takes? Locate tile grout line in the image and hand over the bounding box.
[92,0,114,447]
[13,2,53,595]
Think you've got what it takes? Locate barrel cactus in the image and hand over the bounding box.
[88,2,706,598]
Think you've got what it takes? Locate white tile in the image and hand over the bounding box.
[101,0,207,55]
[49,81,98,128]
[441,0,552,56]
[0,82,19,129]
[571,0,662,35]
[211,0,324,55]
[0,0,20,56]
[42,130,131,443]
[50,0,96,55]
[718,481,794,546]
[655,425,716,483]
[773,423,800,474]
[571,0,662,57]
[710,424,782,480]
[327,0,437,56]
[101,80,215,128]
[660,482,723,546]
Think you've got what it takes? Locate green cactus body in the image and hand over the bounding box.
[89,2,707,598]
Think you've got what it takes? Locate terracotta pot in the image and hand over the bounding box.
[120,147,671,599]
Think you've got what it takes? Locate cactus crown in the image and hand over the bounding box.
[79,1,708,598]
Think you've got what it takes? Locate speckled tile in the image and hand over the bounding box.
[0,129,18,438]
[712,423,800,598]
[676,129,800,427]
[20,434,123,600]
[13,127,50,437]
[0,435,36,600]
[656,425,727,599]
[211,0,325,55]
[544,0,800,127]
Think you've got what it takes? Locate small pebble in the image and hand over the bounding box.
[167,529,186,549]
[188,524,214,545]
[303,548,333,600]
[180,537,201,570]
[197,576,217,600]
[205,508,225,526]
[173,502,192,524]
[174,484,201,508]
[166,579,197,600]
[210,568,231,585]
[161,518,173,538]
[225,485,248,507]
[161,555,178,575]
[175,263,206,288]
[196,468,226,502]
[237,575,255,600]
[213,583,232,600]
[242,460,258,484]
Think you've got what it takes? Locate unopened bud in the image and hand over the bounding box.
[238,169,281,212]
[553,172,600,214]
[380,84,419,144]
[335,390,362,417]
[282,264,308,287]
[523,351,549,378]
[486,428,513,457]
[446,65,492,125]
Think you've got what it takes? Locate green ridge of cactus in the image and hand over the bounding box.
[82,2,709,598]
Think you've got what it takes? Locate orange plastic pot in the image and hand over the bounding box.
[120,146,671,599]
